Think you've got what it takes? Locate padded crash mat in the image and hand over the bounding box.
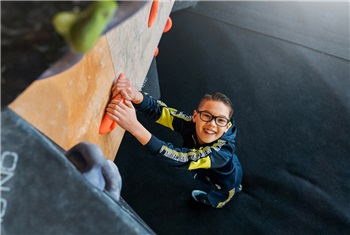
[1,108,154,234]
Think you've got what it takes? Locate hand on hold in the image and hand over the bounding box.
[107,99,139,133]
[99,73,125,135]
[111,75,142,103]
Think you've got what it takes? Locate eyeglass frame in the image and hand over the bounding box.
[196,110,230,127]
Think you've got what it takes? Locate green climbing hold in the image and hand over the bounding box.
[52,1,118,54]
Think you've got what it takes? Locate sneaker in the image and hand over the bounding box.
[191,190,212,206]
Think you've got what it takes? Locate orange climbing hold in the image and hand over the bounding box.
[154,47,159,57]
[99,73,125,134]
[99,94,123,134]
[148,0,159,28]
[163,17,172,33]
[99,112,118,134]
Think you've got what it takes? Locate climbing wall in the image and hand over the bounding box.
[8,1,174,160]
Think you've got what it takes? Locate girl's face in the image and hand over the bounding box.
[193,100,231,145]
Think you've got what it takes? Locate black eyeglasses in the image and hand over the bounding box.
[196,110,230,127]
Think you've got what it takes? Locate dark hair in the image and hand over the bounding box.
[198,92,234,118]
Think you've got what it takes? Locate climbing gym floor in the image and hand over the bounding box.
[114,2,350,234]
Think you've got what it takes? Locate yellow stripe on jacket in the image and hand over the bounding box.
[156,107,176,130]
[155,100,192,130]
[189,156,211,170]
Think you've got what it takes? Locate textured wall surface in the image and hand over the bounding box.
[8,1,174,160]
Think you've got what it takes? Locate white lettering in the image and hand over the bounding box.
[1,151,19,171]
[0,151,19,223]
[0,198,7,223]
[0,171,14,191]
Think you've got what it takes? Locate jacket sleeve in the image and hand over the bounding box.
[144,135,235,171]
[134,92,192,132]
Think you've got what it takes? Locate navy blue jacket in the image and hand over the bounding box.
[134,93,242,191]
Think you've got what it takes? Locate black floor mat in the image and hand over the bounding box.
[115,4,350,235]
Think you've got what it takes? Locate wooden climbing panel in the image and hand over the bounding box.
[9,1,174,160]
